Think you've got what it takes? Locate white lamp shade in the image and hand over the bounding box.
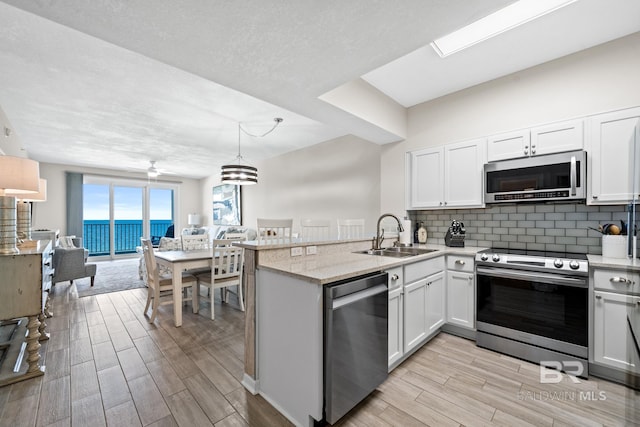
[0,156,40,195]
[10,178,47,201]
[188,214,201,226]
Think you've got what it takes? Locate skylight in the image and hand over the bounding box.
[431,0,578,57]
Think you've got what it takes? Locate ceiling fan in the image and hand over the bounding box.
[145,160,176,178]
[147,160,160,178]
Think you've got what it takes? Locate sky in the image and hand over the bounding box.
[83,184,173,220]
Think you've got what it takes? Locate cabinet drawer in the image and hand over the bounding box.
[446,255,474,273]
[593,268,640,295]
[404,256,444,284]
[386,267,403,290]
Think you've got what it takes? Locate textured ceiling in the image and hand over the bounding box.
[0,1,638,179]
[363,0,640,107]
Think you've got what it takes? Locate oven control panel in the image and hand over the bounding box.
[475,251,588,275]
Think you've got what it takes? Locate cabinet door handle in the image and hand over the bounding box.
[391,274,399,281]
[455,259,465,265]
[595,295,602,299]
[593,195,598,199]
[610,277,634,285]
[439,202,443,206]
[531,144,536,154]
[444,201,447,205]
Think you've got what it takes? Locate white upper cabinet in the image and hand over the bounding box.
[487,119,584,162]
[444,139,486,208]
[406,138,486,210]
[530,119,584,156]
[487,129,530,162]
[406,147,443,209]
[587,107,640,205]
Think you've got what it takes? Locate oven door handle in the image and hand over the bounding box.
[476,266,588,288]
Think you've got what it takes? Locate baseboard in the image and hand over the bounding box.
[589,363,640,390]
[259,390,320,427]
[241,374,259,395]
[441,323,477,341]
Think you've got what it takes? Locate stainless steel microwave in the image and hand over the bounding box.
[484,150,586,203]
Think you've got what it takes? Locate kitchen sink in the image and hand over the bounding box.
[354,247,438,258]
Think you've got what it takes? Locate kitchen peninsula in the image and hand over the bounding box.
[237,237,481,426]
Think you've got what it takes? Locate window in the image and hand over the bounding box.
[83,177,177,258]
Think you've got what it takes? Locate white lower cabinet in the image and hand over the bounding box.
[403,271,445,354]
[445,255,475,330]
[388,286,404,366]
[404,277,428,353]
[426,272,446,335]
[446,270,475,329]
[593,290,640,374]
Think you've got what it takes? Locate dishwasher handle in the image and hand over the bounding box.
[331,284,388,310]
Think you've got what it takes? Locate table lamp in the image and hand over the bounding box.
[0,156,40,254]
[188,214,201,229]
[11,178,47,241]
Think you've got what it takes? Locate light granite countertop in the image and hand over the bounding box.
[236,237,370,250]
[587,254,640,271]
[257,244,485,285]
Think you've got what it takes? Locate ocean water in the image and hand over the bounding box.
[84,219,173,255]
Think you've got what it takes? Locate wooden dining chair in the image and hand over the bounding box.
[257,218,293,244]
[181,233,210,251]
[337,218,365,239]
[196,245,245,319]
[300,219,331,240]
[180,233,211,276]
[141,239,198,323]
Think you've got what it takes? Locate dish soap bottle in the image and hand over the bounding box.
[417,222,427,244]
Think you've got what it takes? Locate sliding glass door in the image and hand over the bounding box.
[83,184,110,256]
[150,188,174,243]
[114,186,143,255]
[83,177,176,258]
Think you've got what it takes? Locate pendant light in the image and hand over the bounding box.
[221,118,283,185]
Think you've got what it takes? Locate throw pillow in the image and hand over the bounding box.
[59,235,77,248]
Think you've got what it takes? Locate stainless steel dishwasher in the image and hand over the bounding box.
[324,271,388,424]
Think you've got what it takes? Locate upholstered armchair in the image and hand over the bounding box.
[52,245,97,286]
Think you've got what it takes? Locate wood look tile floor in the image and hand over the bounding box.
[0,284,638,427]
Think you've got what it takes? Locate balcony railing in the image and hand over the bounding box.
[83,220,173,256]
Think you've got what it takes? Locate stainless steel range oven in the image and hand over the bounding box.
[475,249,589,376]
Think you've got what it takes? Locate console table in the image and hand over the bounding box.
[0,240,53,386]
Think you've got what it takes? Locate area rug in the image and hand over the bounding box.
[73,258,146,298]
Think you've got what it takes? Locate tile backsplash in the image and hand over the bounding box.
[409,203,631,255]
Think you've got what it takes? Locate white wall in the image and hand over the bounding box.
[0,105,26,157]
[203,135,382,238]
[381,31,640,214]
[33,162,202,235]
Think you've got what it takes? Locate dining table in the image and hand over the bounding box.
[154,249,212,327]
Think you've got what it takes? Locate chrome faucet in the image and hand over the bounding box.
[374,213,404,250]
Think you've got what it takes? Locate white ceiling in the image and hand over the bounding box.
[0,0,638,179]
